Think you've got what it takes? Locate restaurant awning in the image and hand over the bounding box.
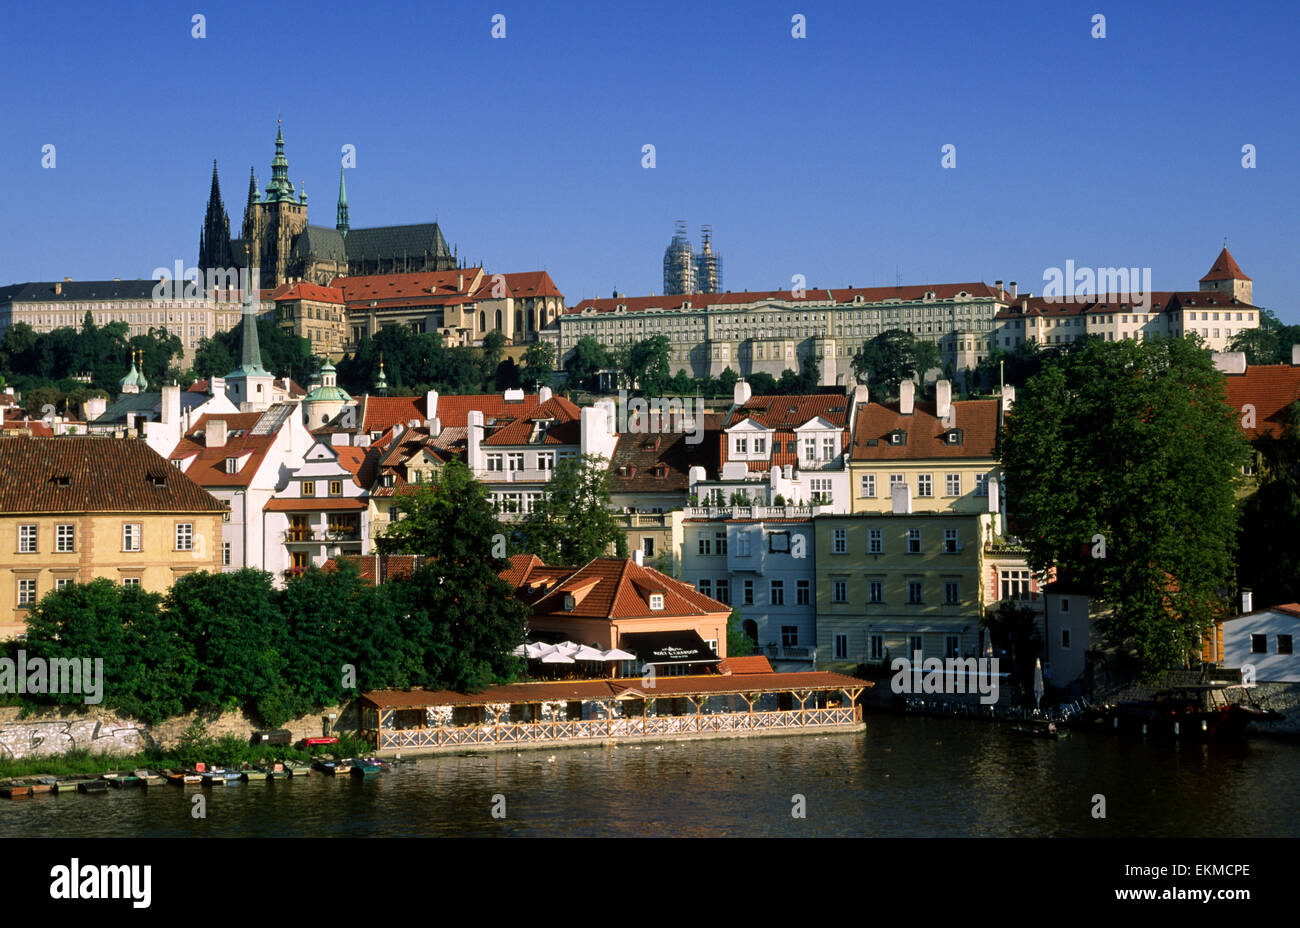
[620,630,720,666]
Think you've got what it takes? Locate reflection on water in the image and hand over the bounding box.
[3,715,1297,837]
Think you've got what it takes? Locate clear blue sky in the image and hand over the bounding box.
[1,0,1296,319]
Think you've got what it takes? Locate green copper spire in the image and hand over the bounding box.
[375,356,388,396]
[336,166,350,234]
[228,246,270,378]
[264,120,296,203]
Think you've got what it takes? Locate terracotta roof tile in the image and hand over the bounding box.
[1201,247,1251,283]
[568,282,999,315]
[167,413,277,487]
[850,399,999,461]
[1223,365,1300,440]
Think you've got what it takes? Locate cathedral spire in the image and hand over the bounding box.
[199,160,233,273]
[265,122,295,202]
[236,245,269,376]
[247,166,259,206]
[336,166,350,234]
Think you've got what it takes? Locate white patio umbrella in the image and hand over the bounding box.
[1033,658,1045,710]
[554,641,582,656]
[540,648,576,664]
[524,642,551,659]
[602,648,636,661]
[510,643,528,657]
[572,645,606,661]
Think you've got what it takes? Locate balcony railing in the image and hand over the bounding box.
[282,529,362,544]
[766,644,816,661]
[685,505,814,519]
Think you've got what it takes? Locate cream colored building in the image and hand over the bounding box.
[0,436,225,638]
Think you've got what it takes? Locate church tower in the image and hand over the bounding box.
[239,122,309,289]
[225,246,276,412]
[1200,247,1253,304]
[336,166,350,235]
[199,161,233,274]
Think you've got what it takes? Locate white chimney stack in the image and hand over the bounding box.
[734,380,752,406]
[935,379,952,423]
[899,379,915,415]
[425,389,439,421]
[1292,344,1300,367]
[1241,589,1253,614]
[467,410,485,471]
[891,481,912,514]
[633,549,645,567]
[1010,281,1018,300]
[161,384,181,425]
[538,385,553,404]
[1212,352,1247,375]
[207,418,227,448]
[1001,385,1016,414]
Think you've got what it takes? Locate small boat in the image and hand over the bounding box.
[133,769,165,787]
[1012,725,1068,739]
[0,783,30,799]
[77,779,109,794]
[102,771,143,789]
[349,757,383,777]
[201,768,243,787]
[283,760,312,778]
[241,768,269,782]
[265,762,290,780]
[312,755,352,776]
[164,768,202,785]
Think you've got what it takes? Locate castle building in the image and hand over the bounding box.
[204,123,460,290]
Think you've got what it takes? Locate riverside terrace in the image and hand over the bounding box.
[361,670,868,753]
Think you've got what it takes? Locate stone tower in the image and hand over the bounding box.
[1199,247,1252,304]
[240,123,309,288]
[198,160,233,274]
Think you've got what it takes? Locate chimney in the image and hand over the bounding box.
[425,389,439,421]
[995,280,1003,298]
[424,417,441,438]
[734,380,752,406]
[1292,345,1300,367]
[935,379,952,422]
[1241,589,1253,615]
[210,376,225,397]
[538,385,553,404]
[1009,281,1018,300]
[207,418,227,448]
[987,477,1000,514]
[899,379,915,415]
[54,282,62,296]
[1212,352,1247,375]
[161,384,180,425]
[1001,385,1016,414]
[891,481,912,514]
[633,549,645,566]
[467,410,485,471]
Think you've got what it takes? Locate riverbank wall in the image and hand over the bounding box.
[0,702,362,761]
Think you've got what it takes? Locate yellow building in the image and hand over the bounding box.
[848,382,1001,515]
[815,511,996,671]
[0,436,225,638]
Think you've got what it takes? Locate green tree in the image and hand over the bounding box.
[19,579,133,711]
[726,608,756,657]
[481,329,507,374]
[1237,399,1300,608]
[521,341,556,391]
[192,336,236,381]
[625,335,672,394]
[1000,337,1249,675]
[515,454,629,563]
[715,366,739,399]
[912,338,941,381]
[565,336,609,392]
[1228,310,1300,365]
[852,329,918,396]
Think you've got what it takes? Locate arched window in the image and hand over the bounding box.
[495,309,503,330]
[743,620,758,643]
[479,311,486,331]
[515,310,523,331]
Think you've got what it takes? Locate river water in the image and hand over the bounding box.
[4,714,1298,837]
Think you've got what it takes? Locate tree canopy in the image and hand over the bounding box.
[851,329,935,396]
[1000,336,1250,674]
[514,454,629,563]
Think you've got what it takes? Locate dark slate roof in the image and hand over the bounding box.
[344,223,451,261]
[0,280,159,303]
[292,225,347,263]
[0,436,226,513]
[91,391,209,427]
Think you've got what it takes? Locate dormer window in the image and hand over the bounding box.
[563,593,577,611]
[890,430,905,445]
[649,593,664,610]
[148,474,165,487]
[946,430,962,445]
[383,474,395,487]
[225,457,240,474]
[51,475,70,487]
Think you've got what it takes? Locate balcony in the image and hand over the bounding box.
[481,468,554,483]
[685,505,814,520]
[615,512,672,529]
[282,529,362,544]
[766,644,816,662]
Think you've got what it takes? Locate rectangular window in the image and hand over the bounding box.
[768,532,790,553]
[944,580,959,604]
[834,634,848,660]
[1061,628,1072,650]
[537,452,555,471]
[1060,597,1070,613]
[649,593,664,610]
[715,579,730,605]
[860,473,876,497]
[698,579,712,598]
[641,537,655,558]
[802,438,815,460]
[944,528,959,553]
[715,531,728,556]
[869,635,884,661]
[1001,569,1031,601]
[1250,634,1269,654]
[946,473,961,496]
[917,474,932,497]
[821,436,836,460]
[908,635,923,657]
[1279,635,1294,655]
[507,453,525,471]
[55,523,75,553]
[743,580,754,605]
[945,635,960,659]
[833,580,847,603]
[329,480,343,496]
[302,481,316,497]
[175,523,193,551]
[907,529,922,554]
[975,474,990,496]
[123,577,141,589]
[735,437,747,455]
[753,437,766,455]
[486,454,504,472]
[868,529,882,554]
[889,473,906,488]
[122,522,143,552]
[770,580,784,605]
[781,626,798,648]
[17,578,37,606]
[737,534,751,557]
[908,581,923,603]
[796,579,810,605]
[55,578,72,592]
[222,541,232,566]
[697,534,711,556]
[832,528,847,554]
[869,579,883,603]
[18,524,37,553]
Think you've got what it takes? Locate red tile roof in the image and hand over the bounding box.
[271,281,345,304]
[323,554,428,583]
[357,392,549,433]
[0,435,225,513]
[481,396,582,446]
[264,497,367,512]
[568,282,999,315]
[1201,247,1251,283]
[331,269,486,309]
[167,413,277,487]
[501,554,730,620]
[717,655,774,675]
[502,271,563,299]
[1222,365,1300,440]
[850,399,999,461]
[608,421,723,493]
[995,291,1257,320]
[727,394,851,429]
